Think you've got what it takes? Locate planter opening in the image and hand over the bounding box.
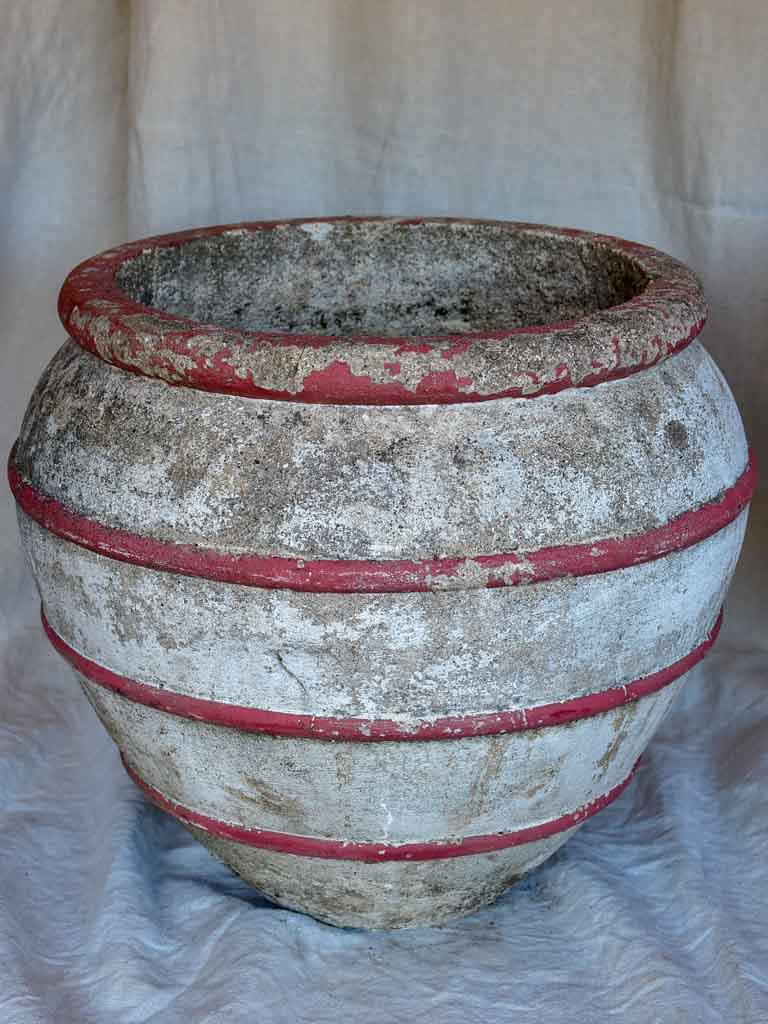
[115,220,649,338]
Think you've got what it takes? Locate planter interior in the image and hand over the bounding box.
[116,220,648,336]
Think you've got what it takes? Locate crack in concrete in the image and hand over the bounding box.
[274,649,308,698]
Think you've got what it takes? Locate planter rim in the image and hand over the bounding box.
[58,216,707,406]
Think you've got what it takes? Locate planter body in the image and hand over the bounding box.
[9,219,753,928]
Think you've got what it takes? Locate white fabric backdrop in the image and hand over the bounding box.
[1,2,766,1021]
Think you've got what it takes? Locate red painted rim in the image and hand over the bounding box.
[8,450,756,593]
[58,217,707,406]
[123,756,640,861]
[44,606,721,742]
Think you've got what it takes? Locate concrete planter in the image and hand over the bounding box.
[9,217,754,929]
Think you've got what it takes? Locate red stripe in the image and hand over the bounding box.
[9,450,756,594]
[57,217,706,405]
[123,756,640,861]
[43,607,721,742]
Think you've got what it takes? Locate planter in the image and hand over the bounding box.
[9,217,754,929]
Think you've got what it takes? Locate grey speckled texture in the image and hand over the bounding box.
[60,219,706,404]
[14,341,746,560]
[116,221,647,335]
[24,512,744,718]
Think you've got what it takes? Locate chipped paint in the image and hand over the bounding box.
[57,218,708,405]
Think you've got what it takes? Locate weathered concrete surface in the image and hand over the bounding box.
[14,341,746,560]
[22,512,744,719]
[191,826,576,930]
[116,221,650,337]
[11,219,752,928]
[80,676,675,842]
[57,219,707,404]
